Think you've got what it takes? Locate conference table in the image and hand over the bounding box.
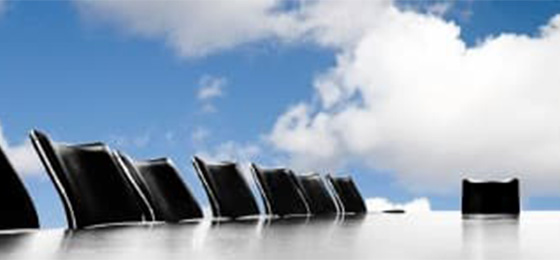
[1,212,559,259]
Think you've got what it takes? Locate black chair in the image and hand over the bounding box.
[0,146,40,230]
[294,173,339,215]
[117,153,203,222]
[462,178,520,217]
[192,156,259,219]
[251,164,309,217]
[326,175,367,214]
[30,130,153,229]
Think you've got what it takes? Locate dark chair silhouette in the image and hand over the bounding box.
[251,164,309,217]
[294,173,339,215]
[462,178,520,217]
[0,146,40,230]
[192,156,259,219]
[117,153,203,222]
[30,130,152,229]
[326,175,367,214]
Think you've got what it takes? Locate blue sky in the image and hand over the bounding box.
[2,0,560,228]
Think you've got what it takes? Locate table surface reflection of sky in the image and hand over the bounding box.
[1,212,560,260]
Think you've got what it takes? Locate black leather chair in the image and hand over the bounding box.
[462,178,520,217]
[192,156,259,219]
[117,153,203,222]
[30,130,152,229]
[0,146,40,230]
[294,173,339,215]
[326,175,367,214]
[251,164,309,217]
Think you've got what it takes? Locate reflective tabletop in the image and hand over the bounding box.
[1,212,560,260]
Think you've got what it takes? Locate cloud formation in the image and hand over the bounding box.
[75,0,395,57]
[77,0,560,196]
[0,123,43,177]
[191,126,211,145]
[197,74,227,113]
[198,75,226,101]
[75,0,303,57]
[109,130,153,149]
[270,10,560,195]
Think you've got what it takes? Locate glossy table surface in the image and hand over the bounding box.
[1,212,560,260]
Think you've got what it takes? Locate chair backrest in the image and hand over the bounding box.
[326,175,367,214]
[192,156,259,219]
[462,178,520,216]
[251,164,309,217]
[0,146,40,230]
[30,130,151,229]
[118,153,203,222]
[294,173,338,215]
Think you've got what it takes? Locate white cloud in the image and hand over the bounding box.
[191,127,210,144]
[425,2,453,17]
[200,103,217,114]
[110,131,152,148]
[365,197,431,213]
[196,75,227,114]
[75,0,302,57]
[76,0,560,197]
[0,123,43,177]
[198,75,226,101]
[200,141,261,163]
[75,0,395,57]
[270,10,560,196]
[295,0,393,49]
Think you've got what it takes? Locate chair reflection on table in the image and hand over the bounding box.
[58,219,210,260]
[256,170,369,258]
[0,233,37,257]
[59,226,155,259]
[258,211,367,259]
[0,230,64,259]
[461,178,521,259]
[462,217,520,259]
